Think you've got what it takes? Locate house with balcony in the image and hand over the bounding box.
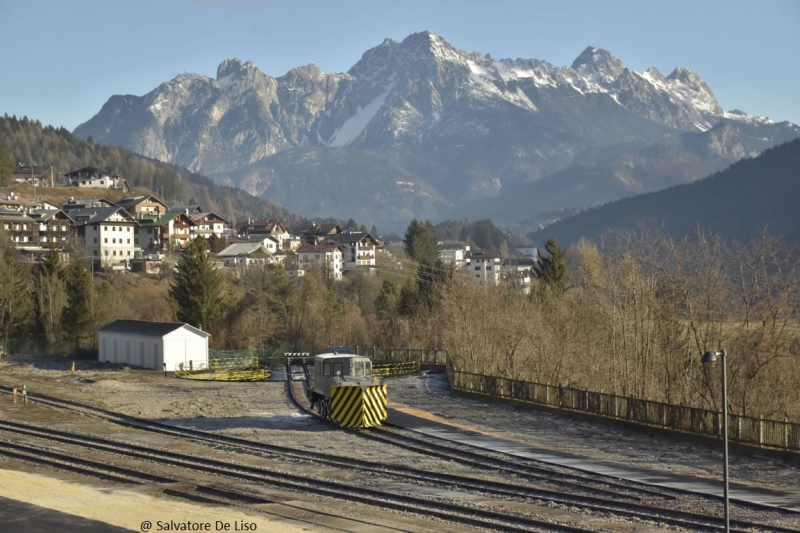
[323,231,380,273]
[0,209,37,249]
[64,167,130,191]
[12,164,53,186]
[295,244,344,280]
[62,198,118,211]
[134,211,196,253]
[234,219,291,249]
[465,249,501,286]
[300,223,342,245]
[0,192,38,211]
[116,195,169,216]
[188,212,228,239]
[67,206,140,268]
[29,209,76,248]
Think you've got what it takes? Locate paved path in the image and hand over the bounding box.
[0,496,132,533]
[387,406,800,513]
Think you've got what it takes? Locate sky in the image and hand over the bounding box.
[2,0,798,131]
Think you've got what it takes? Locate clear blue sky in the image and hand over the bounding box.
[2,0,798,131]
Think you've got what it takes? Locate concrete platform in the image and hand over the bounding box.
[386,406,800,513]
[0,496,132,533]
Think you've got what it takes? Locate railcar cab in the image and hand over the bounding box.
[309,353,375,397]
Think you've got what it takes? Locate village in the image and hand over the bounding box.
[2,164,538,292]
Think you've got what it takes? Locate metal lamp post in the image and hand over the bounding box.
[701,349,729,533]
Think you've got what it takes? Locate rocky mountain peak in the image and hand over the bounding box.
[571,46,625,81]
[216,58,261,91]
[72,31,799,230]
[643,66,667,83]
[283,62,323,82]
[399,30,461,63]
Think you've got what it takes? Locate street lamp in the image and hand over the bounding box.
[701,349,729,533]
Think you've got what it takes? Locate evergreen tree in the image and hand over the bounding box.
[402,219,449,313]
[0,230,32,348]
[532,236,570,296]
[374,280,400,327]
[169,237,223,333]
[403,219,439,264]
[61,259,95,346]
[0,144,13,186]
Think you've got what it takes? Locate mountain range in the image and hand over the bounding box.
[74,31,800,231]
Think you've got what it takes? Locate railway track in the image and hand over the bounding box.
[286,363,800,533]
[0,418,602,533]
[0,431,419,533]
[3,378,799,532]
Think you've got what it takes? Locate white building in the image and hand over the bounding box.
[217,242,270,267]
[296,244,344,280]
[67,206,140,268]
[64,167,129,190]
[324,231,380,273]
[98,320,210,371]
[466,249,501,286]
[439,242,470,268]
[502,257,536,295]
[189,212,228,239]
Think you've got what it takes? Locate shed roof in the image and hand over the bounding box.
[217,242,265,257]
[98,319,211,338]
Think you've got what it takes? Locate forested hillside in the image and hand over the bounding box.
[0,115,307,227]
[529,138,800,247]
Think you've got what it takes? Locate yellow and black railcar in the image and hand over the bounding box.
[307,353,387,428]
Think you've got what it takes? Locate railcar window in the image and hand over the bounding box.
[333,363,343,376]
[323,362,331,376]
[354,361,364,376]
[365,361,372,375]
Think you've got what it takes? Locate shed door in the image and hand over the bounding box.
[140,342,145,368]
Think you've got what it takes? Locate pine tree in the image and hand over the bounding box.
[169,237,223,333]
[532,236,569,296]
[0,230,32,349]
[0,144,13,186]
[61,259,95,346]
[403,219,439,264]
[402,219,449,312]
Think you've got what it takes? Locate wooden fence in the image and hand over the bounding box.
[446,360,800,452]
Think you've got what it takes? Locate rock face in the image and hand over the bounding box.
[74,31,800,230]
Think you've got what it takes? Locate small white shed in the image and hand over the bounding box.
[98,320,211,371]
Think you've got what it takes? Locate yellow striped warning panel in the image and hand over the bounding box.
[331,384,388,428]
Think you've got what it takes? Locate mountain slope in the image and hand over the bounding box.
[74,31,800,230]
[527,138,800,247]
[0,116,307,226]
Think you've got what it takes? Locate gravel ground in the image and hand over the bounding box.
[388,370,800,493]
[1,356,800,531]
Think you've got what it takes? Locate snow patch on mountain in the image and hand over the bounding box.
[328,80,398,147]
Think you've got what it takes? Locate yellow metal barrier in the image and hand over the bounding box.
[373,361,420,377]
[330,384,387,428]
[174,355,271,381]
